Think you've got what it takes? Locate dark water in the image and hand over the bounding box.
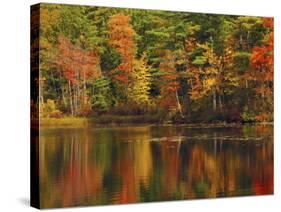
[38,125,273,208]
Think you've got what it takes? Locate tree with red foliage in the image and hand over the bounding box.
[250,18,273,121]
[159,50,184,117]
[250,18,273,83]
[56,36,101,115]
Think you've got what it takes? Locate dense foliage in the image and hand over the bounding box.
[32,4,273,123]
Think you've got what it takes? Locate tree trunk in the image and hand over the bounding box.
[183,79,191,119]
[59,70,67,106]
[175,90,184,118]
[218,94,222,112]
[240,34,243,49]
[61,87,67,107]
[50,69,59,98]
[83,70,87,105]
[39,80,44,114]
[261,83,265,107]
[68,80,74,116]
[76,85,79,111]
[213,89,217,112]
[184,93,191,119]
[245,79,249,105]
[247,31,250,51]
[73,85,78,115]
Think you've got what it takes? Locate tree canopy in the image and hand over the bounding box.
[32,4,273,123]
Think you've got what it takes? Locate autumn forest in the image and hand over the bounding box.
[31,4,274,124]
[31,4,274,209]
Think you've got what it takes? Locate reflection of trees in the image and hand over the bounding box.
[159,139,181,198]
[185,145,219,198]
[39,125,273,208]
[143,127,184,201]
[145,125,273,201]
[181,125,273,198]
[113,126,153,203]
[40,127,154,207]
[249,127,273,195]
[40,129,105,207]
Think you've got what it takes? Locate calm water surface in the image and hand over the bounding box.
[39,125,273,208]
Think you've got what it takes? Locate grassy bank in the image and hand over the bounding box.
[39,114,162,128]
[37,115,272,128]
[39,117,89,128]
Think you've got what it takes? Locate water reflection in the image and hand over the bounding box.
[39,125,273,208]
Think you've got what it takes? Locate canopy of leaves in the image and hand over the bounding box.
[33,3,273,123]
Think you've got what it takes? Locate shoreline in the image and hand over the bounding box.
[34,117,273,129]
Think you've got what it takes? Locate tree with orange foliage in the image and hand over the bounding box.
[107,13,137,105]
[108,13,136,84]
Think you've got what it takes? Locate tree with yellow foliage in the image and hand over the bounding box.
[128,54,152,108]
[190,39,239,112]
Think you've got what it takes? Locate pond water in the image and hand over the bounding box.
[38,125,273,208]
